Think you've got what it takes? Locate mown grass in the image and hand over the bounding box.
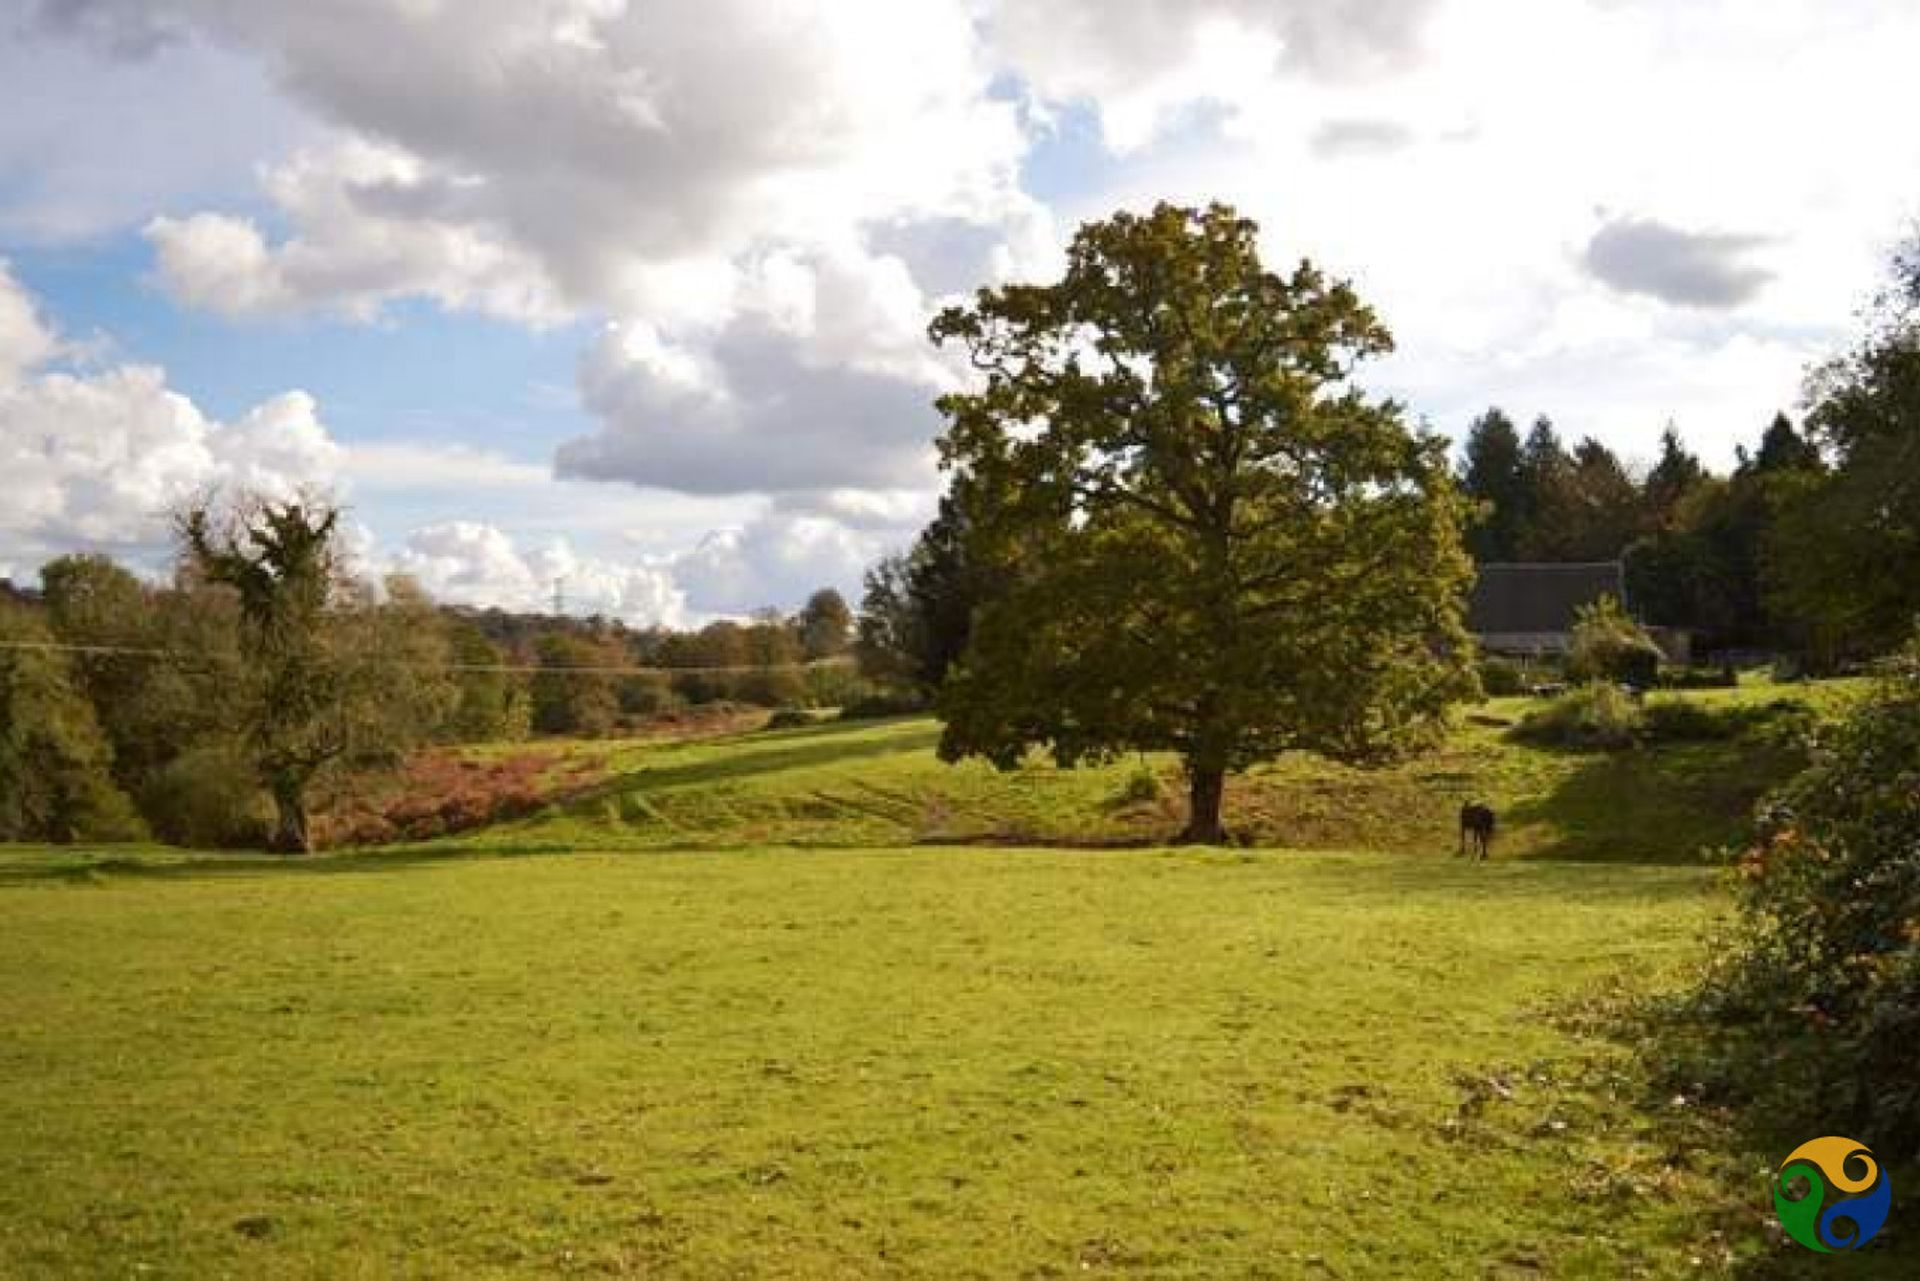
[0,843,1853,1279]
[424,681,1866,863]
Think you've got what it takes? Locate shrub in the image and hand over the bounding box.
[140,745,274,848]
[1566,594,1663,688]
[1476,657,1525,698]
[1655,665,1739,690]
[764,708,816,731]
[617,672,678,717]
[838,690,930,720]
[1689,639,1920,1149]
[1511,681,1643,749]
[1640,695,1816,745]
[1111,763,1165,807]
[735,667,807,708]
[0,603,147,843]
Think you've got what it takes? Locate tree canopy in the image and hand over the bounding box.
[929,202,1476,842]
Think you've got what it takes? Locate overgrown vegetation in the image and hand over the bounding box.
[1680,639,1920,1154]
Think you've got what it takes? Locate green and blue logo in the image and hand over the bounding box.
[1773,1136,1891,1252]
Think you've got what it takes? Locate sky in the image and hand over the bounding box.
[2,0,1917,625]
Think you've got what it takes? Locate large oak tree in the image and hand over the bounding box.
[929,203,1476,843]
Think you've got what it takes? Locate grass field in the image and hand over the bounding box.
[2,679,1905,1277]
[0,845,1769,1278]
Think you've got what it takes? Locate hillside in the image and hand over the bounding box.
[419,681,1861,864]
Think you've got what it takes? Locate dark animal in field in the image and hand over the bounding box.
[1458,803,1495,861]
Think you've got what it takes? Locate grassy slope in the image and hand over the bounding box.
[0,845,1777,1279]
[435,681,1863,863]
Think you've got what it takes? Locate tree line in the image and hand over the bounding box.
[0,497,858,851]
[847,208,1920,839]
[862,234,1920,696]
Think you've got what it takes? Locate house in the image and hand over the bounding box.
[1466,561,1626,656]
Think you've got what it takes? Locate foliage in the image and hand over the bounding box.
[0,601,145,842]
[440,618,526,742]
[1771,237,1920,658]
[139,743,274,848]
[763,708,817,731]
[1476,656,1526,698]
[854,494,986,693]
[1459,408,1526,561]
[1511,681,1645,749]
[836,689,931,720]
[1653,664,1738,691]
[1695,640,1920,1150]
[930,202,1477,842]
[796,588,853,659]
[1111,761,1166,806]
[530,632,621,736]
[1565,594,1663,686]
[1624,416,1825,654]
[1513,682,1814,752]
[39,554,246,794]
[179,498,451,851]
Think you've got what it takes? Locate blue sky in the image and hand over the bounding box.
[3,0,1917,622]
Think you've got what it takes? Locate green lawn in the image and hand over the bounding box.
[0,842,1865,1279]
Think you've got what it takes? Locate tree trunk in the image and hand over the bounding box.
[270,775,312,854]
[1178,763,1228,845]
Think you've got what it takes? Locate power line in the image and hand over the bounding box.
[0,639,855,678]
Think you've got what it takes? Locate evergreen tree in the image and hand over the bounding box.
[1458,408,1526,561]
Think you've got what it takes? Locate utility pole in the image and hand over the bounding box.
[552,577,566,617]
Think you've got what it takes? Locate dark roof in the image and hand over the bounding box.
[1466,562,1624,635]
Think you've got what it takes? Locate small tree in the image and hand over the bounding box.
[1565,594,1663,687]
[929,203,1476,842]
[0,601,145,842]
[797,588,854,659]
[530,632,621,735]
[179,495,448,852]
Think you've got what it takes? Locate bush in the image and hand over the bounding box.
[617,672,678,717]
[0,603,147,843]
[1111,763,1165,807]
[1566,594,1663,688]
[1510,681,1643,749]
[763,708,816,731]
[1640,695,1816,745]
[1655,665,1738,690]
[140,745,273,848]
[1476,657,1525,698]
[1689,640,1920,1149]
[838,690,931,720]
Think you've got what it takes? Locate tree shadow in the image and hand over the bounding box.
[572,717,943,802]
[1504,740,1804,864]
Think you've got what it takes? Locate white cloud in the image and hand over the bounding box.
[556,242,957,496]
[19,0,1920,601]
[393,520,688,628]
[0,260,346,570]
[0,261,58,383]
[0,12,308,243]
[990,0,1440,150]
